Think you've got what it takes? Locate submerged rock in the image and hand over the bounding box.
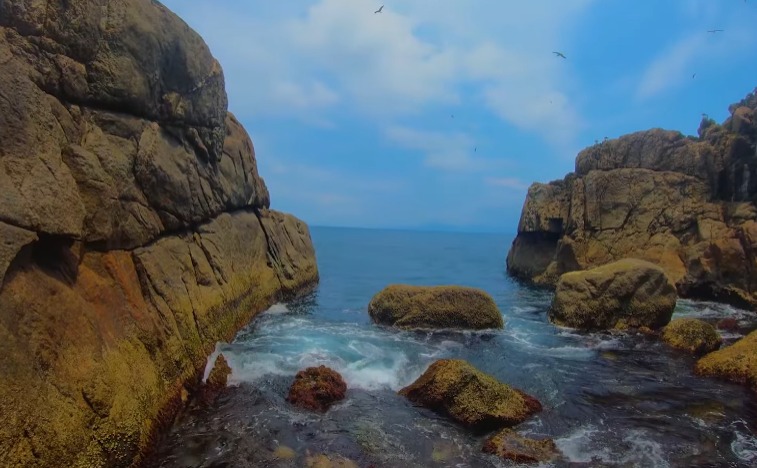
[368,284,504,330]
[305,453,358,468]
[482,429,561,464]
[716,317,740,332]
[549,258,677,330]
[662,319,722,355]
[696,330,757,390]
[286,366,347,412]
[399,359,541,431]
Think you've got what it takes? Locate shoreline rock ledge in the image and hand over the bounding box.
[0,1,318,467]
[507,89,757,309]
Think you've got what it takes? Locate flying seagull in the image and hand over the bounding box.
[692,73,696,79]
[375,5,384,14]
[707,29,724,33]
[553,51,567,59]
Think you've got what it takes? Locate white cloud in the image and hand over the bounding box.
[384,126,494,172]
[384,126,472,170]
[162,0,594,146]
[485,177,530,191]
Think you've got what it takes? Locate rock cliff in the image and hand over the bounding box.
[0,1,318,467]
[507,89,757,309]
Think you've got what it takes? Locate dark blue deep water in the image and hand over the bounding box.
[153,227,757,467]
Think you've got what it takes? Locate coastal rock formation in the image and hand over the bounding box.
[549,259,677,330]
[662,318,722,355]
[368,285,504,330]
[399,359,542,431]
[507,90,757,308]
[482,429,561,464]
[286,366,347,412]
[695,330,757,391]
[0,1,318,467]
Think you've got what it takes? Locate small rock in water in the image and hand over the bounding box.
[286,365,347,412]
[482,429,561,464]
[399,359,541,431]
[305,453,358,468]
[716,317,739,332]
[662,318,722,355]
[273,445,296,460]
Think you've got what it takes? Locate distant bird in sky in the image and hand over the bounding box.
[553,51,567,59]
[692,73,696,79]
[451,114,454,118]
[474,146,477,152]
[375,5,384,14]
[707,29,724,33]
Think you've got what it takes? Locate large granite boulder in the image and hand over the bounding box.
[507,89,757,309]
[368,285,504,330]
[549,259,677,330]
[0,1,318,467]
[399,359,541,431]
[662,318,722,355]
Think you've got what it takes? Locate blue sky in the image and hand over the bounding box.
[162,0,757,233]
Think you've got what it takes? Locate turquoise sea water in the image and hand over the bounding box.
[152,227,757,467]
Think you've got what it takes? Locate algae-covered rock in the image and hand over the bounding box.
[399,359,541,430]
[286,366,347,412]
[199,354,232,405]
[662,318,722,355]
[696,329,757,390]
[305,453,358,468]
[549,258,677,330]
[206,354,232,388]
[368,285,503,330]
[482,429,561,464]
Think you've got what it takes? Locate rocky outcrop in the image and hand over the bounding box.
[0,1,318,467]
[507,90,757,308]
[286,366,347,412]
[368,285,504,330]
[549,259,677,330]
[399,359,542,431]
[482,429,561,464]
[662,318,722,355]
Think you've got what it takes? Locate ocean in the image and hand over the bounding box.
[152,226,757,467]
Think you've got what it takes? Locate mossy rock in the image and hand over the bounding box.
[549,258,677,330]
[286,366,347,412]
[368,285,504,330]
[662,318,721,355]
[695,329,757,389]
[482,429,561,464]
[399,359,541,431]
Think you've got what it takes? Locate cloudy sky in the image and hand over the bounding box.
[162,0,757,233]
